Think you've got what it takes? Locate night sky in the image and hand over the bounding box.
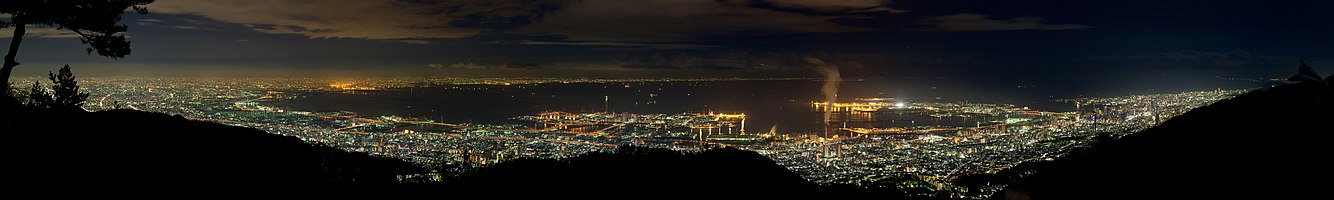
[4,0,1332,79]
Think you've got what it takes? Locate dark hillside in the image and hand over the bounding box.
[5,110,421,186]
[998,82,1334,199]
[440,146,826,192]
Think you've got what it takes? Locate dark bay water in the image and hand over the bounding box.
[270,77,1265,134]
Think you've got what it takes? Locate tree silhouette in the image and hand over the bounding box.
[1,0,154,93]
[3,81,16,97]
[25,81,52,109]
[48,65,88,111]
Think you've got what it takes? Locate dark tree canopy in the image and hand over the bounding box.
[25,81,51,109]
[2,0,154,98]
[2,0,153,58]
[48,65,87,110]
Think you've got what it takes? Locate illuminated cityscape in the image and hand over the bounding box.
[4,0,1330,198]
[11,76,1248,198]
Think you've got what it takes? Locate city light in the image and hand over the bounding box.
[28,76,1249,198]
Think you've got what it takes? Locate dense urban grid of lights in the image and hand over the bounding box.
[15,76,1247,198]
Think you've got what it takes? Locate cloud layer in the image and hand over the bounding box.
[150,0,485,39]
[517,0,879,42]
[143,0,903,42]
[138,1,1090,46]
[921,13,1092,31]
[1081,49,1302,68]
[1,26,81,38]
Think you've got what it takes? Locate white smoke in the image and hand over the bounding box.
[807,57,840,124]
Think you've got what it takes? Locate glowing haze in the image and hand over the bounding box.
[808,57,841,124]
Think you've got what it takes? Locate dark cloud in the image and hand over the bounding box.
[136,18,163,26]
[149,0,893,43]
[3,26,80,38]
[589,52,987,75]
[152,0,488,39]
[620,64,746,70]
[435,62,541,70]
[919,13,1092,31]
[15,0,1325,79]
[449,62,489,69]
[688,64,748,70]
[517,0,875,43]
[501,62,542,70]
[1077,49,1306,68]
[396,40,434,44]
[738,0,907,15]
[621,64,680,70]
[518,41,717,49]
[147,0,1098,47]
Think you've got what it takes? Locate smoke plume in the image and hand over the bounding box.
[807,57,841,124]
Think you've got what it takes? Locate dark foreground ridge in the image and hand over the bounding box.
[996,81,1333,199]
[6,110,421,185]
[440,146,823,191]
[433,145,924,195]
[3,109,861,193]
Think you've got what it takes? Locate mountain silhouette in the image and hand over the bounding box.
[995,81,1333,199]
[6,110,421,187]
[4,109,853,193]
[435,146,819,191]
[431,145,935,196]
